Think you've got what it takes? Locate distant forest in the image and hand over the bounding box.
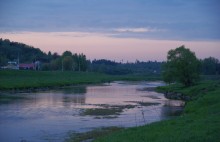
[0,38,220,75]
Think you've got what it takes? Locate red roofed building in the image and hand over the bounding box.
[19,63,35,70]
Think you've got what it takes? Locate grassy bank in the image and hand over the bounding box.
[0,70,161,90]
[156,81,219,100]
[93,81,220,142]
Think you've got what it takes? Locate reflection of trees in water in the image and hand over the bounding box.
[159,100,184,118]
[60,86,87,95]
[63,95,86,104]
[61,86,87,107]
[160,106,183,117]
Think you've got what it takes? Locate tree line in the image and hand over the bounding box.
[0,38,88,71]
[90,59,163,75]
[1,39,220,76]
[42,51,88,71]
[0,38,48,66]
[0,38,163,74]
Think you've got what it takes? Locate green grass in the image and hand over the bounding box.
[66,127,124,142]
[94,81,220,142]
[156,80,219,100]
[0,70,110,90]
[0,70,161,90]
[201,75,220,81]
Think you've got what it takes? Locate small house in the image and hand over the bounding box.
[1,61,19,70]
[19,63,35,70]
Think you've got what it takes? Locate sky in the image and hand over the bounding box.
[0,0,220,62]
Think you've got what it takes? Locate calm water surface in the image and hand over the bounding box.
[0,81,184,142]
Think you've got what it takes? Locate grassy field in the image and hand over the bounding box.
[92,81,220,142]
[1,70,220,141]
[0,70,161,90]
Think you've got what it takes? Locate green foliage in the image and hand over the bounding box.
[163,45,200,86]
[0,55,7,66]
[1,38,220,76]
[0,38,164,74]
[201,75,220,81]
[62,51,72,57]
[77,53,87,71]
[162,63,175,84]
[50,58,62,70]
[201,57,219,75]
[63,56,74,71]
[95,81,220,142]
[0,38,89,71]
[0,38,48,64]
[91,59,163,75]
[156,80,219,100]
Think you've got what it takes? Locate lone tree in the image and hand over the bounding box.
[163,45,200,86]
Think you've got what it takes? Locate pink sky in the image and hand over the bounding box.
[0,32,220,62]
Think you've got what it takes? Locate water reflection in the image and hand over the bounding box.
[164,100,185,107]
[0,81,183,142]
[51,85,87,95]
[160,106,184,117]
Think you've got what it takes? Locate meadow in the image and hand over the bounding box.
[0,70,161,90]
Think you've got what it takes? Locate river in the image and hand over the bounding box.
[0,81,184,142]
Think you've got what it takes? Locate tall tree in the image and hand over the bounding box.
[163,45,200,86]
[78,53,87,71]
[201,57,219,75]
[63,56,74,71]
[62,51,72,57]
[51,58,62,70]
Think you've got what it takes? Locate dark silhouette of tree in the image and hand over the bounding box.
[62,51,72,57]
[78,53,87,71]
[89,59,163,75]
[47,51,52,62]
[51,58,62,70]
[52,52,60,60]
[63,56,74,71]
[201,57,219,75]
[0,39,90,71]
[0,38,48,65]
[163,45,200,86]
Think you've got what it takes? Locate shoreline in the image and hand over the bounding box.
[94,80,220,142]
[0,82,105,94]
[163,91,191,101]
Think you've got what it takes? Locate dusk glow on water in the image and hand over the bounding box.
[0,82,184,142]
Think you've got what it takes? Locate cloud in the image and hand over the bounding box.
[114,28,166,33]
[0,0,219,41]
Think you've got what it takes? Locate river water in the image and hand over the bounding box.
[0,81,184,142]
